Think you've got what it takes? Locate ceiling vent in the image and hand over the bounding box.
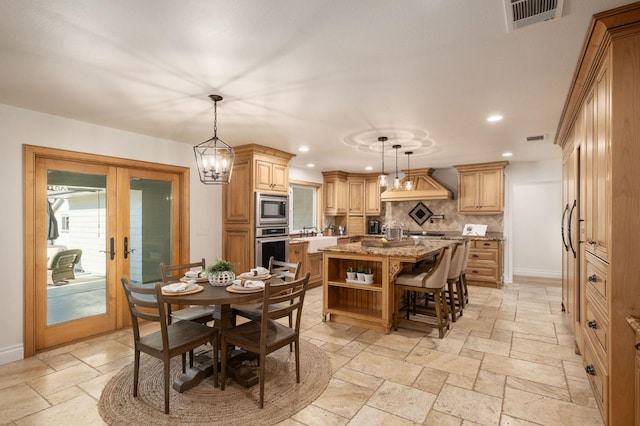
[504,0,564,32]
[526,134,546,142]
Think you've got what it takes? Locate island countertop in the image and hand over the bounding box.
[319,239,452,261]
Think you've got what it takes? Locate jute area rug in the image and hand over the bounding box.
[98,340,331,425]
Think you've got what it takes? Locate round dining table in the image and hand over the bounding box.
[163,280,273,392]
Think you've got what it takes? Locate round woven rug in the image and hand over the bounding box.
[98,340,331,425]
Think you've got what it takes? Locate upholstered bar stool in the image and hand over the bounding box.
[445,241,466,322]
[393,245,452,338]
[459,239,472,307]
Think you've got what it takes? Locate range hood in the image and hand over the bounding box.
[380,168,453,202]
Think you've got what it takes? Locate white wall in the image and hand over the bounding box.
[504,159,563,283]
[0,103,223,364]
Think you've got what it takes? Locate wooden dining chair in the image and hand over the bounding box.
[160,259,219,324]
[120,276,218,414]
[231,256,301,342]
[221,272,310,408]
[393,246,452,338]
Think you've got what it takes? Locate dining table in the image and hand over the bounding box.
[163,278,275,392]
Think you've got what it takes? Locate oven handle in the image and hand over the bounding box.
[256,236,291,243]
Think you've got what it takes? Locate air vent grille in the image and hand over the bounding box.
[504,0,564,31]
[526,134,546,142]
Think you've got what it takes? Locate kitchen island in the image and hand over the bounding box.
[319,239,452,333]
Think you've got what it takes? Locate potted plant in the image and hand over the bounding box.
[356,265,366,282]
[363,268,374,284]
[346,266,357,281]
[203,258,236,286]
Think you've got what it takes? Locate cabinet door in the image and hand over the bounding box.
[223,157,252,223]
[223,228,252,274]
[458,172,479,212]
[594,65,609,262]
[271,162,289,193]
[324,176,347,215]
[307,252,323,287]
[365,178,382,215]
[478,169,503,212]
[289,242,307,277]
[348,179,364,215]
[254,159,273,191]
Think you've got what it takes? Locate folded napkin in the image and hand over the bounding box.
[163,282,192,293]
[184,271,199,278]
[233,280,264,289]
[251,267,270,276]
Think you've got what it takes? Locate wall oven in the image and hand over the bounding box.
[255,226,290,268]
[256,192,288,227]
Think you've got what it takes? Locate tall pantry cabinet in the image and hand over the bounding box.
[556,4,640,424]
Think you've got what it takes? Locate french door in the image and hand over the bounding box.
[24,146,189,355]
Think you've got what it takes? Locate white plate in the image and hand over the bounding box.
[231,280,264,291]
[163,282,198,293]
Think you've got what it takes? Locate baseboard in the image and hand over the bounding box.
[512,268,561,279]
[0,344,24,365]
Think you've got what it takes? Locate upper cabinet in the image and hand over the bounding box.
[254,155,289,193]
[454,162,508,214]
[322,171,348,215]
[348,177,365,215]
[364,176,384,216]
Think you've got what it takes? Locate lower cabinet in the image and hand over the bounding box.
[626,316,640,425]
[307,252,323,288]
[289,241,307,277]
[465,240,503,288]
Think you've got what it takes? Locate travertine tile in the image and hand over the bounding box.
[291,403,349,426]
[346,351,422,386]
[502,387,603,426]
[493,319,556,338]
[413,365,449,395]
[509,350,564,368]
[511,337,580,362]
[505,376,571,402]
[0,383,50,424]
[355,329,421,353]
[445,373,475,390]
[348,405,417,426]
[69,340,132,368]
[27,363,101,397]
[500,413,546,425]
[362,343,410,360]
[312,379,373,419]
[332,367,384,390]
[417,336,465,355]
[474,369,505,398]
[406,347,481,379]
[463,335,511,357]
[0,357,53,390]
[14,393,106,426]
[336,340,368,359]
[482,354,566,388]
[425,410,463,425]
[367,380,435,423]
[325,351,351,374]
[433,384,502,425]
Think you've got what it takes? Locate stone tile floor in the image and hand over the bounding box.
[0,278,602,425]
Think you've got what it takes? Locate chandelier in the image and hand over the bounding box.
[378,136,389,188]
[193,95,235,184]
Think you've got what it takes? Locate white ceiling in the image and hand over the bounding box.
[0,1,632,172]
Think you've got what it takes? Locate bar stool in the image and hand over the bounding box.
[459,239,472,307]
[393,245,452,338]
[445,241,466,322]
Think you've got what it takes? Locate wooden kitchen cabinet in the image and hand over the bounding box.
[306,252,323,288]
[556,5,640,423]
[322,171,348,215]
[365,176,384,216]
[348,178,365,215]
[453,162,508,214]
[222,144,295,273]
[289,241,307,277]
[626,316,640,425]
[254,156,289,193]
[465,240,503,289]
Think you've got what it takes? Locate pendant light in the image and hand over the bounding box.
[193,94,235,184]
[404,151,413,190]
[392,144,401,189]
[378,136,388,188]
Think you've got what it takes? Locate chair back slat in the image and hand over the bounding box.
[260,273,310,336]
[160,258,206,283]
[268,256,301,281]
[121,277,169,343]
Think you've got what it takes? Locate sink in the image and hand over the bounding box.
[294,236,338,253]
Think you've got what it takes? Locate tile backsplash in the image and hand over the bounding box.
[381,199,503,234]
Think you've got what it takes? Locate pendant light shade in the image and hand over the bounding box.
[393,144,401,189]
[378,136,388,188]
[193,95,235,185]
[404,151,413,190]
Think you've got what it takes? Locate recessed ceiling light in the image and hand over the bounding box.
[502,152,513,157]
[365,166,373,171]
[299,147,309,152]
[306,163,315,168]
[487,115,503,122]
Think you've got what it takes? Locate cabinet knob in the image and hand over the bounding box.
[294,250,300,254]
[587,320,597,329]
[472,254,480,258]
[483,242,490,246]
[472,269,479,274]
[585,365,596,376]
[587,274,598,283]
[587,240,596,245]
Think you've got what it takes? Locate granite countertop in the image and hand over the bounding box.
[319,240,452,258]
[362,232,504,241]
[627,316,640,334]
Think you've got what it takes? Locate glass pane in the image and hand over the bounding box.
[128,178,172,285]
[46,171,107,325]
[291,185,316,231]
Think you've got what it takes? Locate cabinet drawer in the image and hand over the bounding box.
[585,252,608,307]
[468,249,498,263]
[583,340,609,420]
[584,297,608,366]
[473,240,499,249]
[465,265,498,282]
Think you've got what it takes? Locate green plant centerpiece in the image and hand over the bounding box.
[203,258,236,286]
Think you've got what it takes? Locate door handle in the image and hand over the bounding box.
[100,237,116,261]
[561,204,569,252]
[123,236,136,259]
[567,200,577,259]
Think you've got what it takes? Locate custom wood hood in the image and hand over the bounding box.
[380,168,453,202]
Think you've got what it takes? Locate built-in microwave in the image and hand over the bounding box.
[256,192,288,226]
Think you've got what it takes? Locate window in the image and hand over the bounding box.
[289,183,317,233]
[60,214,70,232]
